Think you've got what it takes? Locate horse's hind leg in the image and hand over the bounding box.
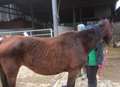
[0,58,20,87]
[66,69,80,87]
[0,64,9,87]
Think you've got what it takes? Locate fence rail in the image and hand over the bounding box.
[0,28,53,37]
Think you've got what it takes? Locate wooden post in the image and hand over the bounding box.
[79,8,82,23]
[30,4,34,29]
[73,7,76,27]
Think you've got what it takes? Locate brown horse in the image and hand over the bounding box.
[0,19,112,87]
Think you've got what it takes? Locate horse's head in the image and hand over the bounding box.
[99,18,113,44]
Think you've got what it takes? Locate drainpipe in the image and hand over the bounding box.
[52,0,58,37]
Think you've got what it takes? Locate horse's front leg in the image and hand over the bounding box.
[66,69,80,87]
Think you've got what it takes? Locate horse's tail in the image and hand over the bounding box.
[0,35,13,87]
[0,64,9,87]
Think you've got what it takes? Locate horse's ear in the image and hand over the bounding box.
[105,18,113,29]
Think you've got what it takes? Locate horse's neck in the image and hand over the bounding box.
[80,30,101,53]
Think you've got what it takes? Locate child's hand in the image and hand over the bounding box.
[98,64,103,69]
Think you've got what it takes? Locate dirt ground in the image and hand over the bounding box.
[0,47,120,87]
[103,47,120,82]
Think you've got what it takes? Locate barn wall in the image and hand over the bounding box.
[95,6,111,18]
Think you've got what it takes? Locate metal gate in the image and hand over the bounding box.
[0,28,53,37]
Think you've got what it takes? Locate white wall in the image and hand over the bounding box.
[113,22,120,42]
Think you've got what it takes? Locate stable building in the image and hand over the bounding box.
[0,0,118,36]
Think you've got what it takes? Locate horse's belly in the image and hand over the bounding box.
[22,47,69,75]
[23,60,68,75]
